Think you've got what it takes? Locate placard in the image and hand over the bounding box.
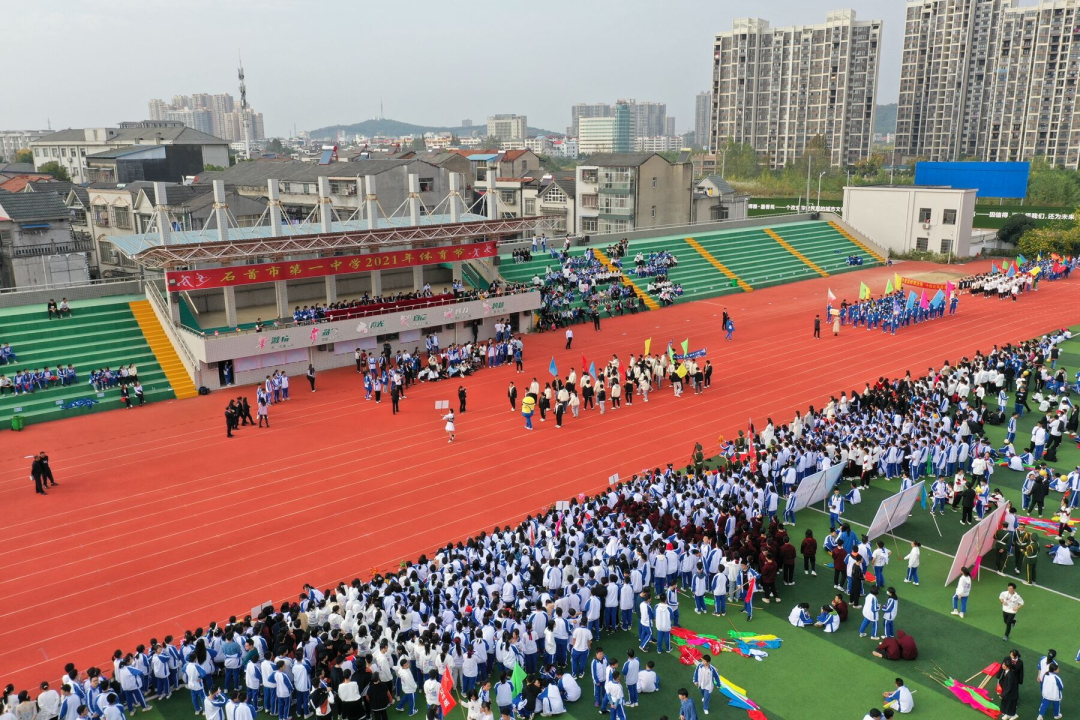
[435,400,449,410]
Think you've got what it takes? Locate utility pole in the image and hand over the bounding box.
[805,154,812,213]
[817,170,826,208]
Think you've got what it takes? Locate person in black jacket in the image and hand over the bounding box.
[366,676,392,720]
[238,396,255,426]
[1031,475,1050,517]
[31,453,48,494]
[508,381,518,411]
[390,383,401,415]
[458,385,467,413]
[961,483,977,525]
[998,659,1020,720]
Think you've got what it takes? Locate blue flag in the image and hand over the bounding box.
[930,289,945,308]
[1016,253,1027,265]
[920,484,928,510]
[991,262,998,274]
[1007,263,1016,277]
[549,357,558,377]
[588,361,596,379]
[906,291,917,310]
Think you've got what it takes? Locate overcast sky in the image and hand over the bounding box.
[1,0,906,137]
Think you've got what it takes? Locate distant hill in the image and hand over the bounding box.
[308,118,559,140]
[875,103,897,135]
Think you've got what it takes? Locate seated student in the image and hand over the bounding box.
[872,631,917,661]
[0,343,16,364]
[1050,539,1075,566]
[814,605,840,632]
[0,374,10,394]
[635,662,658,694]
[788,603,814,627]
[556,673,580,703]
[883,678,914,714]
[845,482,863,505]
[831,594,850,622]
[536,679,564,717]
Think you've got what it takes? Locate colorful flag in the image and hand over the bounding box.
[510,663,527,698]
[438,668,457,715]
[827,287,836,302]
[681,338,689,355]
[906,291,917,310]
[1031,266,1042,277]
[930,289,945,308]
[919,484,928,509]
[677,364,688,378]
[894,272,902,291]
[919,289,930,309]
[991,262,998,274]
[548,357,557,377]
[945,281,956,298]
[1006,262,1016,278]
[885,277,894,294]
[644,337,652,356]
[1017,253,1027,265]
[747,419,758,473]
[1037,252,1043,262]
[588,361,597,379]
[859,282,871,300]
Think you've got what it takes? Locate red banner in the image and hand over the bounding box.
[166,241,498,292]
[899,276,947,291]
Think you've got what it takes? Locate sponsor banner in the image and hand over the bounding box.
[166,241,498,292]
[674,349,707,360]
[899,276,946,291]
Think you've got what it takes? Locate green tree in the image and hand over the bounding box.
[483,135,501,149]
[37,161,70,181]
[997,213,1036,245]
[14,148,33,164]
[408,136,427,153]
[203,164,227,172]
[715,139,762,180]
[266,138,285,153]
[1025,158,1080,205]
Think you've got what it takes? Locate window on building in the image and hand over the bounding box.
[51,147,58,157]
[500,190,516,204]
[651,205,656,218]
[70,208,87,225]
[60,148,67,157]
[710,205,730,221]
[92,204,110,226]
[918,207,931,223]
[33,148,40,157]
[524,199,536,215]
[0,229,11,243]
[940,238,952,254]
[916,237,929,251]
[581,194,599,209]
[544,186,567,204]
[304,183,316,195]
[112,206,132,230]
[582,218,598,233]
[943,209,957,225]
[581,169,598,183]
[652,177,657,188]
[419,177,434,192]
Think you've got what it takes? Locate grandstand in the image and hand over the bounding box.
[497,220,883,304]
[0,296,193,427]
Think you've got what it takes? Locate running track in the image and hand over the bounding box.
[1,259,1077,689]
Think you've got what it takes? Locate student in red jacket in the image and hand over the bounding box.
[801,529,819,576]
[759,553,780,603]
[779,539,797,586]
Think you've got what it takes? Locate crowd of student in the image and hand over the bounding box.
[630,252,678,280]
[533,249,643,331]
[829,289,958,335]
[8,308,1080,720]
[45,298,73,320]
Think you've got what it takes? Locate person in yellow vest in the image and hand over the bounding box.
[522,394,536,431]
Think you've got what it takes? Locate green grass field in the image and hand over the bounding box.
[102,332,1080,720]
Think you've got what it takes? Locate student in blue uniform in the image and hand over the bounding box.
[621,651,640,708]
[637,592,654,651]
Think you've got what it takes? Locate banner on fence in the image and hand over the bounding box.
[899,277,947,291]
[166,241,499,292]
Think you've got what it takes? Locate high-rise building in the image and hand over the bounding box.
[0,130,50,160]
[486,114,528,142]
[569,103,614,137]
[145,92,261,143]
[895,0,1008,162]
[147,99,168,122]
[579,104,631,155]
[694,91,713,150]
[462,119,473,127]
[664,117,676,136]
[711,11,882,167]
[622,100,667,138]
[897,0,1080,169]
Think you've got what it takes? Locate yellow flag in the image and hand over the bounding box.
[894,272,902,291]
[677,364,688,378]
[644,338,652,356]
[859,282,871,300]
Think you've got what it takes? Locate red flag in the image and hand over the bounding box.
[581,354,588,372]
[438,668,457,715]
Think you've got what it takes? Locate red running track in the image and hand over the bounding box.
[0,259,1077,689]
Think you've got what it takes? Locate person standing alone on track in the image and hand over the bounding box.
[31,452,49,494]
[257,389,270,428]
[443,409,456,443]
[458,385,467,413]
[814,315,821,339]
[566,327,574,349]
[306,364,316,392]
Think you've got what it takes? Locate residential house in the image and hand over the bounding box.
[30,121,230,183]
[691,175,749,222]
[574,152,693,235]
[0,190,84,288]
[536,174,577,233]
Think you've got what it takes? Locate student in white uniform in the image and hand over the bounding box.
[635,662,659,693]
[556,673,581,703]
[883,678,914,714]
[788,604,814,627]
